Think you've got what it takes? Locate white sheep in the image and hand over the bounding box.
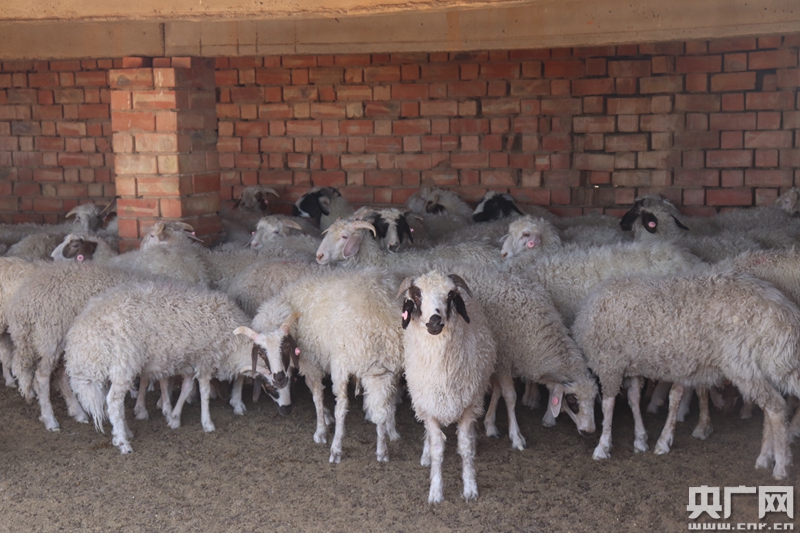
[444,266,597,449]
[404,187,473,222]
[397,270,496,503]
[50,233,119,264]
[225,259,326,317]
[315,218,500,269]
[0,257,41,387]
[351,207,420,251]
[248,216,321,258]
[251,268,404,464]
[572,270,800,480]
[220,185,280,244]
[65,281,279,454]
[8,262,146,430]
[5,233,66,261]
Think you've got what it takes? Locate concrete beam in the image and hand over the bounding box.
[1,0,799,60]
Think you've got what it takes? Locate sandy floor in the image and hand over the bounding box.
[0,380,796,533]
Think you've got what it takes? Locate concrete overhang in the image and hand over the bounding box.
[1,0,799,60]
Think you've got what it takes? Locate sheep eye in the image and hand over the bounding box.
[522,232,530,238]
[342,235,348,240]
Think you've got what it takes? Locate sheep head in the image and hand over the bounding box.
[500,215,561,261]
[472,191,522,223]
[397,271,471,335]
[315,219,376,265]
[51,233,99,262]
[233,185,279,213]
[292,186,340,222]
[249,216,305,250]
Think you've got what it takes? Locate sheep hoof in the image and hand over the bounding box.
[329,451,341,464]
[772,465,788,480]
[4,378,16,388]
[119,444,133,454]
[323,408,334,426]
[387,427,401,442]
[377,453,389,463]
[592,445,610,460]
[511,437,527,451]
[42,419,60,432]
[646,405,660,414]
[428,489,444,504]
[203,423,216,433]
[462,483,478,501]
[134,409,149,421]
[654,441,671,455]
[231,402,246,416]
[420,455,431,467]
[633,439,649,453]
[314,430,327,444]
[485,425,500,438]
[167,417,181,430]
[755,455,774,471]
[692,425,713,440]
[72,411,90,424]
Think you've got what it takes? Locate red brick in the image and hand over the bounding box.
[392,119,430,135]
[340,120,373,135]
[260,138,294,152]
[743,130,793,149]
[744,169,793,187]
[109,69,153,89]
[312,137,347,153]
[637,150,680,169]
[28,73,60,88]
[480,63,520,79]
[606,135,648,152]
[310,171,345,187]
[419,101,458,116]
[748,49,798,70]
[785,111,800,129]
[395,154,432,170]
[32,168,64,182]
[707,150,752,167]
[56,122,87,136]
[574,153,615,172]
[416,64,458,82]
[77,104,109,119]
[448,81,487,98]
[640,114,683,132]
[451,153,488,169]
[745,92,794,110]
[640,76,683,94]
[364,66,401,83]
[235,122,270,137]
[544,61,584,78]
[391,83,429,100]
[540,98,582,115]
[481,99,521,115]
[607,97,650,114]
[720,132,743,149]
[674,132,720,150]
[365,102,400,117]
[675,94,720,112]
[708,38,757,54]
[710,72,756,92]
[709,113,756,131]
[573,116,615,133]
[450,118,489,134]
[676,55,722,73]
[310,103,347,119]
[283,86,317,101]
[365,137,402,153]
[780,149,800,167]
[674,169,719,187]
[608,60,651,78]
[508,80,549,98]
[512,116,539,133]
[754,149,778,167]
[365,171,401,186]
[571,78,614,96]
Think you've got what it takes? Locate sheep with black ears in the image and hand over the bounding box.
[250,268,404,464]
[292,186,354,232]
[572,270,800,480]
[51,233,118,264]
[64,281,281,454]
[315,218,500,269]
[350,206,418,251]
[398,270,495,503]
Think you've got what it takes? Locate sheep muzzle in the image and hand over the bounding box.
[425,314,443,335]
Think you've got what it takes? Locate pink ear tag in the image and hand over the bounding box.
[648,221,656,228]
[77,254,85,262]
[551,396,559,406]
[527,240,536,249]
[402,310,408,320]
[294,348,300,356]
[251,231,255,235]
[410,228,414,233]
[191,231,196,235]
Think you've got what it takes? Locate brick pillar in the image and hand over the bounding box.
[110,57,221,251]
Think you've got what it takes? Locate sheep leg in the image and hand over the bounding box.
[107,381,133,454]
[789,399,800,442]
[0,333,15,387]
[198,377,215,433]
[304,367,328,444]
[424,417,446,504]
[646,381,671,414]
[384,376,401,442]
[692,387,714,440]
[158,377,172,416]
[654,383,684,455]
[627,377,648,453]
[497,370,525,450]
[34,360,59,432]
[740,400,754,419]
[483,375,502,439]
[328,369,349,464]
[541,384,557,427]
[754,391,789,480]
[229,375,246,415]
[166,374,195,429]
[56,364,88,424]
[420,429,431,467]
[676,386,693,422]
[134,376,149,420]
[361,373,396,462]
[521,381,540,409]
[457,407,479,502]
[593,395,616,460]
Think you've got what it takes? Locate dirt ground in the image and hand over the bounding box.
[1,379,797,533]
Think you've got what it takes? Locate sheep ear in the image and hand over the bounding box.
[619,205,640,231]
[549,384,565,419]
[452,294,470,324]
[401,299,415,329]
[65,206,80,219]
[233,197,243,209]
[641,211,658,234]
[283,219,304,231]
[342,232,363,258]
[255,193,269,212]
[318,196,332,216]
[672,215,690,231]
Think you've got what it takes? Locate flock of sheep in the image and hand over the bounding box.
[2,184,800,503]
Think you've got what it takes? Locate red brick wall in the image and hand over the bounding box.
[216,34,800,217]
[0,59,117,224]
